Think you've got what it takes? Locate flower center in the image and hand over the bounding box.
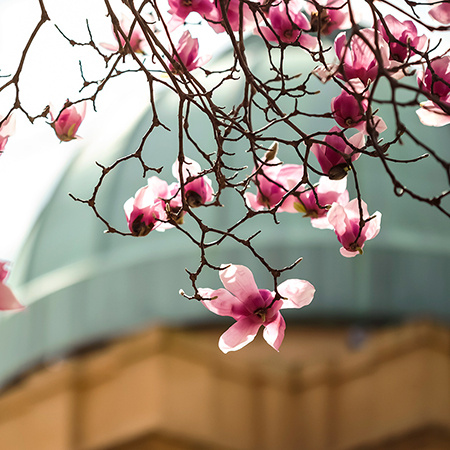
[131,214,154,236]
[186,190,204,207]
[254,307,267,322]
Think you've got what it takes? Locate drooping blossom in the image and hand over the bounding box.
[334,29,390,85]
[199,264,315,353]
[429,2,450,24]
[124,181,167,236]
[327,198,381,257]
[167,0,215,31]
[311,126,365,179]
[331,81,386,134]
[50,101,87,142]
[101,15,148,54]
[257,0,317,49]
[245,143,304,211]
[0,113,16,153]
[0,261,24,311]
[304,0,351,35]
[172,157,214,207]
[378,15,427,63]
[169,31,211,74]
[291,177,349,229]
[205,0,254,33]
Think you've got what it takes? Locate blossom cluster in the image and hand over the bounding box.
[124,157,213,235]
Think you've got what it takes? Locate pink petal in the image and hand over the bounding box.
[278,279,315,309]
[416,101,450,127]
[429,3,450,24]
[0,283,25,311]
[199,287,251,319]
[263,312,286,351]
[218,316,261,353]
[219,264,260,307]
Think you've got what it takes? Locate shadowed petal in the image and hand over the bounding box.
[263,313,285,351]
[199,288,250,319]
[219,317,261,353]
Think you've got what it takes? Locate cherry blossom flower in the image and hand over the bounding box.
[327,198,381,257]
[124,182,167,236]
[378,15,427,63]
[205,0,254,33]
[429,2,450,24]
[172,157,214,207]
[169,31,211,74]
[291,177,349,229]
[199,264,315,353]
[257,0,317,49]
[0,113,16,153]
[334,29,390,85]
[311,126,365,179]
[245,145,304,212]
[50,101,87,142]
[417,56,450,126]
[0,261,24,311]
[101,15,148,54]
[304,0,351,35]
[167,0,215,31]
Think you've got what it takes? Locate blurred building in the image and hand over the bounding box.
[0,38,449,449]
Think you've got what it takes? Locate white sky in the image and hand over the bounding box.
[0,0,447,262]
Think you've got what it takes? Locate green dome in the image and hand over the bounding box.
[1,37,449,387]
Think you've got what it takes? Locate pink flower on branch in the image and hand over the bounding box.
[429,2,450,24]
[124,182,167,236]
[0,262,24,311]
[334,29,390,85]
[102,15,148,54]
[199,264,315,353]
[311,126,365,180]
[205,0,254,34]
[327,198,381,257]
[169,31,211,74]
[417,56,450,126]
[378,15,427,63]
[304,0,351,35]
[0,113,15,153]
[257,0,317,49]
[291,177,349,229]
[50,101,86,142]
[172,157,214,207]
[167,0,215,31]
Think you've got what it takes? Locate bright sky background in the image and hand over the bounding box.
[0,0,448,262]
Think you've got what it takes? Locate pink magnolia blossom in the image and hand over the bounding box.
[327,198,381,257]
[378,15,427,63]
[199,264,315,353]
[291,177,349,229]
[417,56,450,126]
[169,31,211,74]
[205,0,254,33]
[167,0,215,31]
[102,15,148,54]
[311,126,365,179]
[331,82,386,134]
[0,113,15,153]
[334,29,390,85]
[124,182,167,236]
[304,0,351,35]
[172,157,214,207]
[429,2,450,24]
[245,157,304,212]
[0,262,24,311]
[50,101,86,142]
[257,0,317,49]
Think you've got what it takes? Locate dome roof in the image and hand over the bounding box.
[1,37,449,387]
